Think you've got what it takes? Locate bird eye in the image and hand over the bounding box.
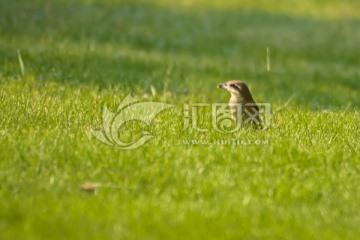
[230,84,236,88]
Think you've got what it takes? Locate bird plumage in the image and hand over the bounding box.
[217,80,261,128]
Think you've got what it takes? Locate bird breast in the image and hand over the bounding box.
[229,94,244,104]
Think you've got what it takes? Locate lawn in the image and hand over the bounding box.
[0,0,359,239]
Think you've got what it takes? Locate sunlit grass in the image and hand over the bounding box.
[155,0,360,20]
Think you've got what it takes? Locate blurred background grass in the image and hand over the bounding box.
[1,0,359,107]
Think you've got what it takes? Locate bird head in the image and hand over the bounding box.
[217,80,254,103]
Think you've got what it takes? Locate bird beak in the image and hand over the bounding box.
[217,83,227,89]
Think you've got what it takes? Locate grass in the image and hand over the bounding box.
[0,0,359,239]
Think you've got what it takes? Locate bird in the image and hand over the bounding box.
[217,80,261,128]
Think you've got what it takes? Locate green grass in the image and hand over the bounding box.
[0,0,359,239]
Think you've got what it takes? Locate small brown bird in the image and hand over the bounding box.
[217,80,261,128]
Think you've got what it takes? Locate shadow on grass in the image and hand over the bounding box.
[0,0,359,108]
